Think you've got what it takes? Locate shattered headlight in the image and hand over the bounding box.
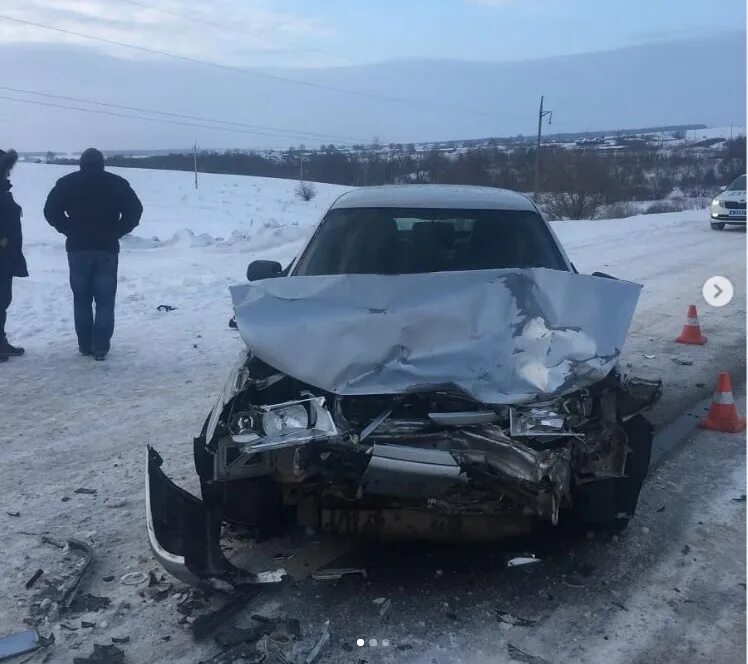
[262,404,309,436]
[509,406,571,437]
[229,397,339,452]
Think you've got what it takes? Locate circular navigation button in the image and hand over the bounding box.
[703,276,734,307]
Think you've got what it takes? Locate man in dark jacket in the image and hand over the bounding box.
[44,148,143,360]
[0,148,28,362]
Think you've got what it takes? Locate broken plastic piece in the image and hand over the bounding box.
[303,621,330,664]
[120,572,147,586]
[72,643,125,664]
[507,642,548,663]
[0,629,39,661]
[25,569,43,590]
[311,568,367,581]
[506,556,541,568]
[495,609,538,626]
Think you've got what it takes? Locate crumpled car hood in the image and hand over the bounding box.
[230,269,641,405]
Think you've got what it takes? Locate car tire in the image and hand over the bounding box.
[711,222,726,230]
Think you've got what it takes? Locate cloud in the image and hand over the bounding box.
[0,0,339,67]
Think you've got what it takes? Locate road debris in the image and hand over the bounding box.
[25,569,44,590]
[681,545,691,555]
[120,572,147,586]
[111,636,130,645]
[303,621,330,664]
[562,575,586,588]
[495,609,538,627]
[69,594,111,613]
[311,568,367,581]
[6,511,20,517]
[29,538,93,624]
[378,598,392,617]
[72,643,125,664]
[0,629,39,660]
[507,642,548,663]
[671,358,693,366]
[656,505,666,512]
[73,488,97,495]
[272,552,296,561]
[732,495,746,502]
[191,589,260,641]
[642,354,656,360]
[157,304,177,312]
[40,536,65,549]
[507,556,541,568]
[611,601,628,612]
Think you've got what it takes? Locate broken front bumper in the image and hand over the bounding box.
[145,446,285,589]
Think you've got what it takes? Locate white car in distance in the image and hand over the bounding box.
[710,174,746,230]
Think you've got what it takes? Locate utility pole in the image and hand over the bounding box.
[533,95,552,201]
[299,153,304,182]
[193,142,198,190]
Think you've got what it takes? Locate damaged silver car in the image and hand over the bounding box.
[146,185,661,588]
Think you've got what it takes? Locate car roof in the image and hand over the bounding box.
[329,185,536,211]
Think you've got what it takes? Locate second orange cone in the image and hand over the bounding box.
[675,304,707,345]
[699,372,746,433]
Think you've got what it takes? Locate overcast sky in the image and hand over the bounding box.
[0,0,745,151]
[2,0,744,67]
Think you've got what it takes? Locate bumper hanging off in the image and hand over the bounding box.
[145,446,285,589]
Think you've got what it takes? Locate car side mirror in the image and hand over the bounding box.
[247,260,282,282]
[719,185,727,192]
[592,271,617,280]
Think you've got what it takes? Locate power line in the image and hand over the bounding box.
[0,85,362,144]
[0,93,358,144]
[117,0,351,65]
[0,13,496,119]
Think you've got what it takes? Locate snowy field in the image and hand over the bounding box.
[0,163,745,663]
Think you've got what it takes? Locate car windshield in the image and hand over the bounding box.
[727,175,746,191]
[293,207,568,276]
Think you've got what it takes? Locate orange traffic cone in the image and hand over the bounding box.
[675,305,707,345]
[699,372,746,433]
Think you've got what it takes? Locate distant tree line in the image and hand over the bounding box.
[51,137,745,219]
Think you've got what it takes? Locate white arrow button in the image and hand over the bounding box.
[703,276,734,307]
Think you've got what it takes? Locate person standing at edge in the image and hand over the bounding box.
[44,148,143,361]
[0,149,28,362]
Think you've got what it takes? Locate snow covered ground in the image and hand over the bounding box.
[0,164,745,663]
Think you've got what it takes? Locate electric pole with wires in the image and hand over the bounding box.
[193,141,198,189]
[533,95,552,201]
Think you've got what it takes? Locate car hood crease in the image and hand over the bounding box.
[230,268,642,405]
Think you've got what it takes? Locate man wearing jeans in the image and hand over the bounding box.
[44,148,143,360]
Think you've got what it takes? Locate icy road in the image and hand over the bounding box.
[0,164,745,664]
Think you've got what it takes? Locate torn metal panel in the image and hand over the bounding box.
[360,444,465,498]
[230,268,641,405]
[454,428,571,521]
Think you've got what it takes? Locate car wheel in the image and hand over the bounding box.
[711,222,726,230]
